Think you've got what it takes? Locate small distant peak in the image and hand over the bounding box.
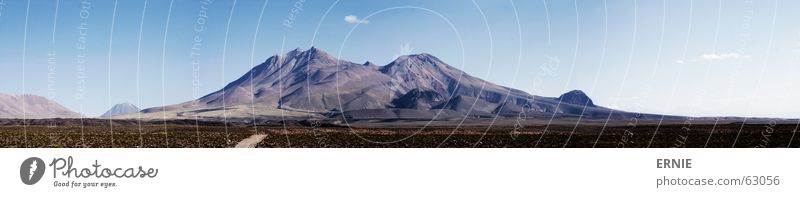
[110,102,139,110]
[558,90,595,107]
[563,90,586,95]
[117,102,137,107]
[101,102,140,118]
[363,61,375,66]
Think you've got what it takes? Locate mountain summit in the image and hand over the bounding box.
[100,103,140,118]
[558,90,595,107]
[134,48,652,120]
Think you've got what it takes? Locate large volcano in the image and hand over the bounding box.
[133,47,665,121]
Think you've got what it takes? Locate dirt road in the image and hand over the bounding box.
[234,134,267,148]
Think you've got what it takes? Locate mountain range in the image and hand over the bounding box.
[0,48,691,121]
[0,93,82,119]
[122,47,674,121]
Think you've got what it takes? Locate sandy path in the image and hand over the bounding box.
[234,134,267,148]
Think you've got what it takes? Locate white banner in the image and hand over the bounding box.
[0,149,796,196]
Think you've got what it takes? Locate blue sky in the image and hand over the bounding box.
[0,0,798,118]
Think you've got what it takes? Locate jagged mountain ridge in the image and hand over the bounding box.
[136,47,657,120]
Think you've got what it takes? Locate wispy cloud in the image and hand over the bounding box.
[392,42,414,60]
[344,15,369,24]
[700,53,750,60]
[676,53,751,64]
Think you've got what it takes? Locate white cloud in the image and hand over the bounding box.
[699,53,750,60]
[344,15,369,24]
[676,52,751,64]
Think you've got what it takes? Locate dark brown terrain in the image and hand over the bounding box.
[0,119,796,148]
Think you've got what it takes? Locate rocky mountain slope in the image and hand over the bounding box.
[131,47,672,121]
[0,93,82,119]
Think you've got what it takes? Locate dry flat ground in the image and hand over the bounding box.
[0,123,797,148]
[0,125,253,148]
